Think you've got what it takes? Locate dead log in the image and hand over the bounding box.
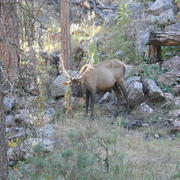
[147,31,180,46]
[146,31,180,63]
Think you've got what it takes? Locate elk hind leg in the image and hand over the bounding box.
[117,79,129,110]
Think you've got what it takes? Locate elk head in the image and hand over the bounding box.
[62,64,93,97]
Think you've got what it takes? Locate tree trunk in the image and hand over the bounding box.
[60,0,71,70]
[0,0,19,82]
[0,91,8,180]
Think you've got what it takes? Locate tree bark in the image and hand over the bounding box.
[0,0,19,82]
[60,0,71,70]
[0,91,8,180]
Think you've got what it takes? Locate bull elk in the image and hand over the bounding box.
[63,59,129,119]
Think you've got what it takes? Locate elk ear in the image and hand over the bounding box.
[62,81,70,86]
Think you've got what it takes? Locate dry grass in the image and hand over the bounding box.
[55,112,180,180]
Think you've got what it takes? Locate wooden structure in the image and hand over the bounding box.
[146,31,180,63]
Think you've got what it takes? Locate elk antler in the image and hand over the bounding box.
[59,58,71,79]
[77,63,94,79]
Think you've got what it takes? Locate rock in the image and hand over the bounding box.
[166,23,180,32]
[146,9,176,25]
[38,124,55,139]
[148,0,176,16]
[43,108,56,123]
[174,97,180,106]
[128,2,144,19]
[25,79,40,96]
[5,115,15,127]
[142,123,149,127]
[50,74,68,98]
[169,109,180,118]
[158,71,180,86]
[115,50,125,57]
[143,79,165,102]
[126,76,144,107]
[7,147,26,161]
[172,119,180,127]
[21,137,55,159]
[14,96,27,110]
[139,103,153,114]
[99,92,111,104]
[162,56,180,72]
[14,109,33,126]
[125,65,135,78]
[50,71,78,98]
[154,133,160,139]
[173,85,180,96]
[3,96,15,111]
[155,9,176,25]
[132,19,154,54]
[29,82,40,96]
[164,93,174,103]
[170,119,180,134]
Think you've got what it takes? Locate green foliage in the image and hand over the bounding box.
[33,143,44,154]
[117,1,131,28]
[174,0,180,3]
[161,46,180,60]
[158,82,172,93]
[173,169,180,179]
[138,62,164,80]
[85,40,100,64]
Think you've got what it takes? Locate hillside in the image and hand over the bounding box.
[1,0,180,179]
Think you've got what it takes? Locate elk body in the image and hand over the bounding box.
[64,59,129,119]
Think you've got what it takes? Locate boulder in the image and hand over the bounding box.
[14,96,27,110]
[147,0,176,16]
[19,137,54,159]
[38,124,55,139]
[99,92,111,104]
[172,119,180,127]
[174,97,180,106]
[146,9,176,25]
[162,56,180,72]
[5,115,15,127]
[170,119,180,134]
[173,85,180,96]
[50,71,78,98]
[155,9,176,25]
[125,64,135,78]
[169,109,180,120]
[3,96,15,111]
[158,71,180,86]
[25,80,40,96]
[14,109,33,126]
[166,23,180,32]
[128,2,144,19]
[7,146,26,162]
[43,108,56,123]
[139,103,153,114]
[143,79,165,102]
[50,74,68,98]
[115,50,125,57]
[126,76,144,107]
[164,93,174,103]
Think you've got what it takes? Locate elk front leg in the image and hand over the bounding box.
[85,90,90,115]
[90,92,95,120]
